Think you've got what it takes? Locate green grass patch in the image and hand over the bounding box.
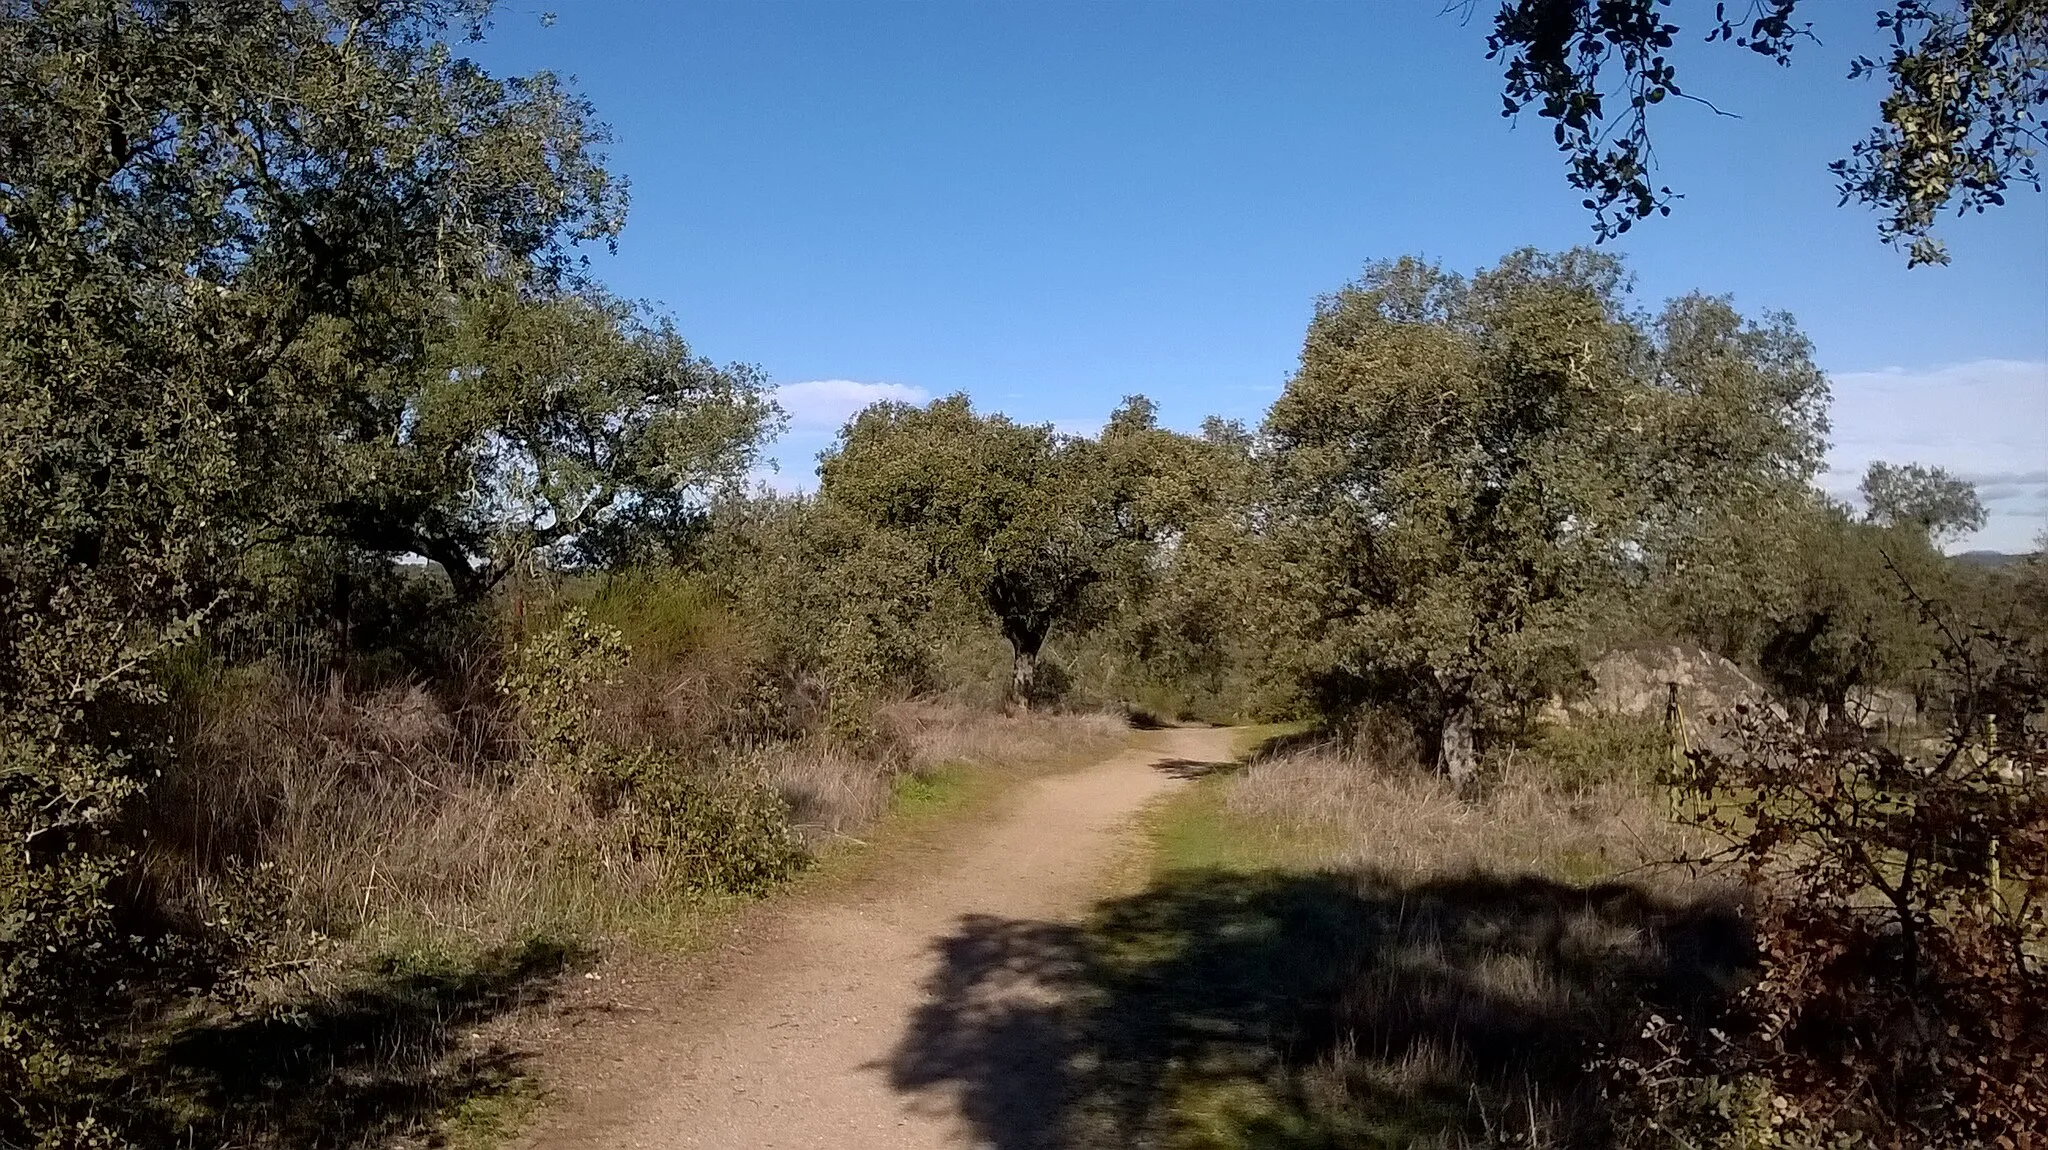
[891,762,979,819]
[1144,753,1348,879]
[1149,780,1246,872]
[434,1074,550,1150]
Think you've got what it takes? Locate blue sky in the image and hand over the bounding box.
[472,2,2048,550]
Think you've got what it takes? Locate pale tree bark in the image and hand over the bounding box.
[1437,702,1479,783]
[1011,646,1038,711]
[1431,673,1480,783]
[1006,627,1047,712]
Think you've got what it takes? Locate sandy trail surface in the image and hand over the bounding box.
[520,725,1235,1150]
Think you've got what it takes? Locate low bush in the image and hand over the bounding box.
[1523,712,1674,794]
[1618,622,2048,1148]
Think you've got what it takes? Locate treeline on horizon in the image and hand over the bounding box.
[2,3,2042,1147]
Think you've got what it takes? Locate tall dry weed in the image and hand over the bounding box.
[143,662,1131,958]
[1179,742,1742,1146]
[1225,744,1701,885]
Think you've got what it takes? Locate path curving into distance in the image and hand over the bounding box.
[521,725,1235,1150]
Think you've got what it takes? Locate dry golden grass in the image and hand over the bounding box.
[144,667,1130,956]
[888,699,1128,771]
[147,673,669,946]
[1096,737,1744,1148]
[1223,743,1700,885]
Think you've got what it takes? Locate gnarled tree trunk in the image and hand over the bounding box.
[1437,700,1479,783]
[1430,671,1480,783]
[1007,627,1046,712]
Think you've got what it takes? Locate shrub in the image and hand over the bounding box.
[1526,712,1673,793]
[501,610,805,895]
[1633,616,2047,1146]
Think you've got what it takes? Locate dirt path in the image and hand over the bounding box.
[518,725,1234,1150]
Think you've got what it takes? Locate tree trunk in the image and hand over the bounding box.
[1011,643,1039,711]
[421,538,486,604]
[1007,617,1056,708]
[1437,700,1479,783]
[1822,686,1854,736]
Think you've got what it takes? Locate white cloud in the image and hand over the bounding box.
[1824,358,2048,552]
[771,379,929,430]
[758,380,932,492]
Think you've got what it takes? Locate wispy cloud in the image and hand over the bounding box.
[1824,358,2047,552]
[771,379,930,430]
[761,379,932,491]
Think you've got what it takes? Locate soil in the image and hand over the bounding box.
[512,725,1235,1150]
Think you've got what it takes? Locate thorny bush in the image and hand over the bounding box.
[1617,609,2047,1147]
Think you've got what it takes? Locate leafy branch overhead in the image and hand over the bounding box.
[1485,0,2048,264]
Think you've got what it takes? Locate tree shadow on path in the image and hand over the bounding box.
[885,869,1746,1148]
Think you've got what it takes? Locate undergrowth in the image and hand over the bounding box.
[63,574,1133,1150]
[1078,734,1739,1148]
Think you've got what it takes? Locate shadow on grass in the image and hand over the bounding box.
[1241,725,1334,766]
[886,870,1746,1149]
[135,936,585,1149]
[1151,756,1240,780]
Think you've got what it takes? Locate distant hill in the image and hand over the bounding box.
[1954,550,2032,569]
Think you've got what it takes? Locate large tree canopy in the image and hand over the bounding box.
[1264,250,1644,777]
[820,395,1140,706]
[1263,249,1833,777]
[321,286,779,600]
[1485,0,2048,264]
[0,0,629,658]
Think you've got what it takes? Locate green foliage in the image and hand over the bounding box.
[582,568,730,670]
[1527,712,1672,792]
[1485,0,2048,264]
[1755,508,1946,723]
[500,610,805,894]
[821,394,1140,705]
[1634,294,1831,556]
[325,285,781,598]
[1088,409,1287,721]
[500,609,635,768]
[698,493,952,731]
[1262,249,1841,776]
[1837,0,2048,266]
[1860,459,1988,546]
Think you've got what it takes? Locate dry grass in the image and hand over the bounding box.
[753,703,1126,845]
[146,670,1129,949]
[146,673,681,946]
[1088,737,1747,1148]
[1223,743,1700,885]
[887,700,1128,771]
[127,656,1133,1149]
